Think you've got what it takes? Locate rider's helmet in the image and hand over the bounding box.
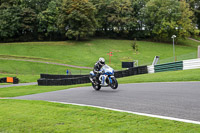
[98,57,105,66]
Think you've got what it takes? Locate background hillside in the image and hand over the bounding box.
[0,38,199,79]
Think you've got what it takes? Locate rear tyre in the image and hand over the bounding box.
[110,77,118,89]
[92,83,101,91]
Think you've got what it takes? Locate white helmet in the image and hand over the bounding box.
[98,57,105,65]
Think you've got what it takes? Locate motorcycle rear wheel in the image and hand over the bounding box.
[92,83,101,91]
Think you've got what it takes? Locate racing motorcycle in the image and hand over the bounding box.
[89,65,118,91]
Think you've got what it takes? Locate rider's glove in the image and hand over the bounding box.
[98,71,103,74]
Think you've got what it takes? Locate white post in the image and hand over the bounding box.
[198,46,200,58]
[172,35,176,62]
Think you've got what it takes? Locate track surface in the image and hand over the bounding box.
[0,82,37,88]
[13,82,200,122]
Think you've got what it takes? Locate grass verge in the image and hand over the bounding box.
[0,84,90,97]
[118,68,200,84]
[0,99,199,133]
[0,73,39,83]
[0,60,91,76]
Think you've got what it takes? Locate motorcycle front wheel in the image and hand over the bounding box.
[92,83,101,91]
[110,77,118,89]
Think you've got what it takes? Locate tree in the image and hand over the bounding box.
[38,0,60,40]
[19,7,37,41]
[106,0,136,35]
[186,0,200,29]
[59,0,97,41]
[20,0,52,14]
[131,0,150,30]
[132,38,139,54]
[142,0,199,41]
[0,6,21,41]
[89,0,110,33]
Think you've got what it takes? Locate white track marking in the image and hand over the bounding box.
[50,101,200,125]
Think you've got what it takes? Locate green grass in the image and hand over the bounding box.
[0,99,199,133]
[0,60,91,76]
[1,39,200,132]
[0,84,90,97]
[0,73,39,83]
[0,39,198,70]
[118,68,200,84]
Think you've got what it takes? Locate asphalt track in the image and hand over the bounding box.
[13,82,200,123]
[0,82,37,88]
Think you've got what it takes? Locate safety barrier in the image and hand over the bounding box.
[147,58,200,74]
[147,65,154,73]
[0,77,19,84]
[37,66,148,86]
[38,76,90,86]
[154,61,183,73]
[40,74,90,79]
[183,58,200,70]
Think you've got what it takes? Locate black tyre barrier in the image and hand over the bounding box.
[0,77,7,83]
[38,76,91,86]
[40,74,90,79]
[114,66,148,79]
[38,66,148,86]
[13,77,19,84]
[0,77,19,84]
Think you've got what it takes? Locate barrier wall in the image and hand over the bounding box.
[38,66,148,86]
[147,65,154,74]
[0,77,19,84]
[154,61,183,73]
[183,58,200,70]
[40,74,90,79]
[147,58,200,74]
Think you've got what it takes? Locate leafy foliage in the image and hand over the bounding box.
[142,0,199,42]
[59,0,97,40]
[0,0,199,42]
[0,6,21,40]
[38,1,60,40]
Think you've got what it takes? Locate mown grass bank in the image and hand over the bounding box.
[0,60,91,76]
[0,99,199,133]
[0,39,198,70]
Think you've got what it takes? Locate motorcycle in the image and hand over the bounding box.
[89,65,118,91]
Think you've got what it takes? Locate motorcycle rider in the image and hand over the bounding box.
[93,57,105,84]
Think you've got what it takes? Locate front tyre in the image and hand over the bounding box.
[110,77,118,89]
[92,83,101,91]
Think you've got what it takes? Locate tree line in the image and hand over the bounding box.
[0,0,199,42]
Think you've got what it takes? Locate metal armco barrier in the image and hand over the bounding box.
[154,61,183,73]
[37,66,148,86]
